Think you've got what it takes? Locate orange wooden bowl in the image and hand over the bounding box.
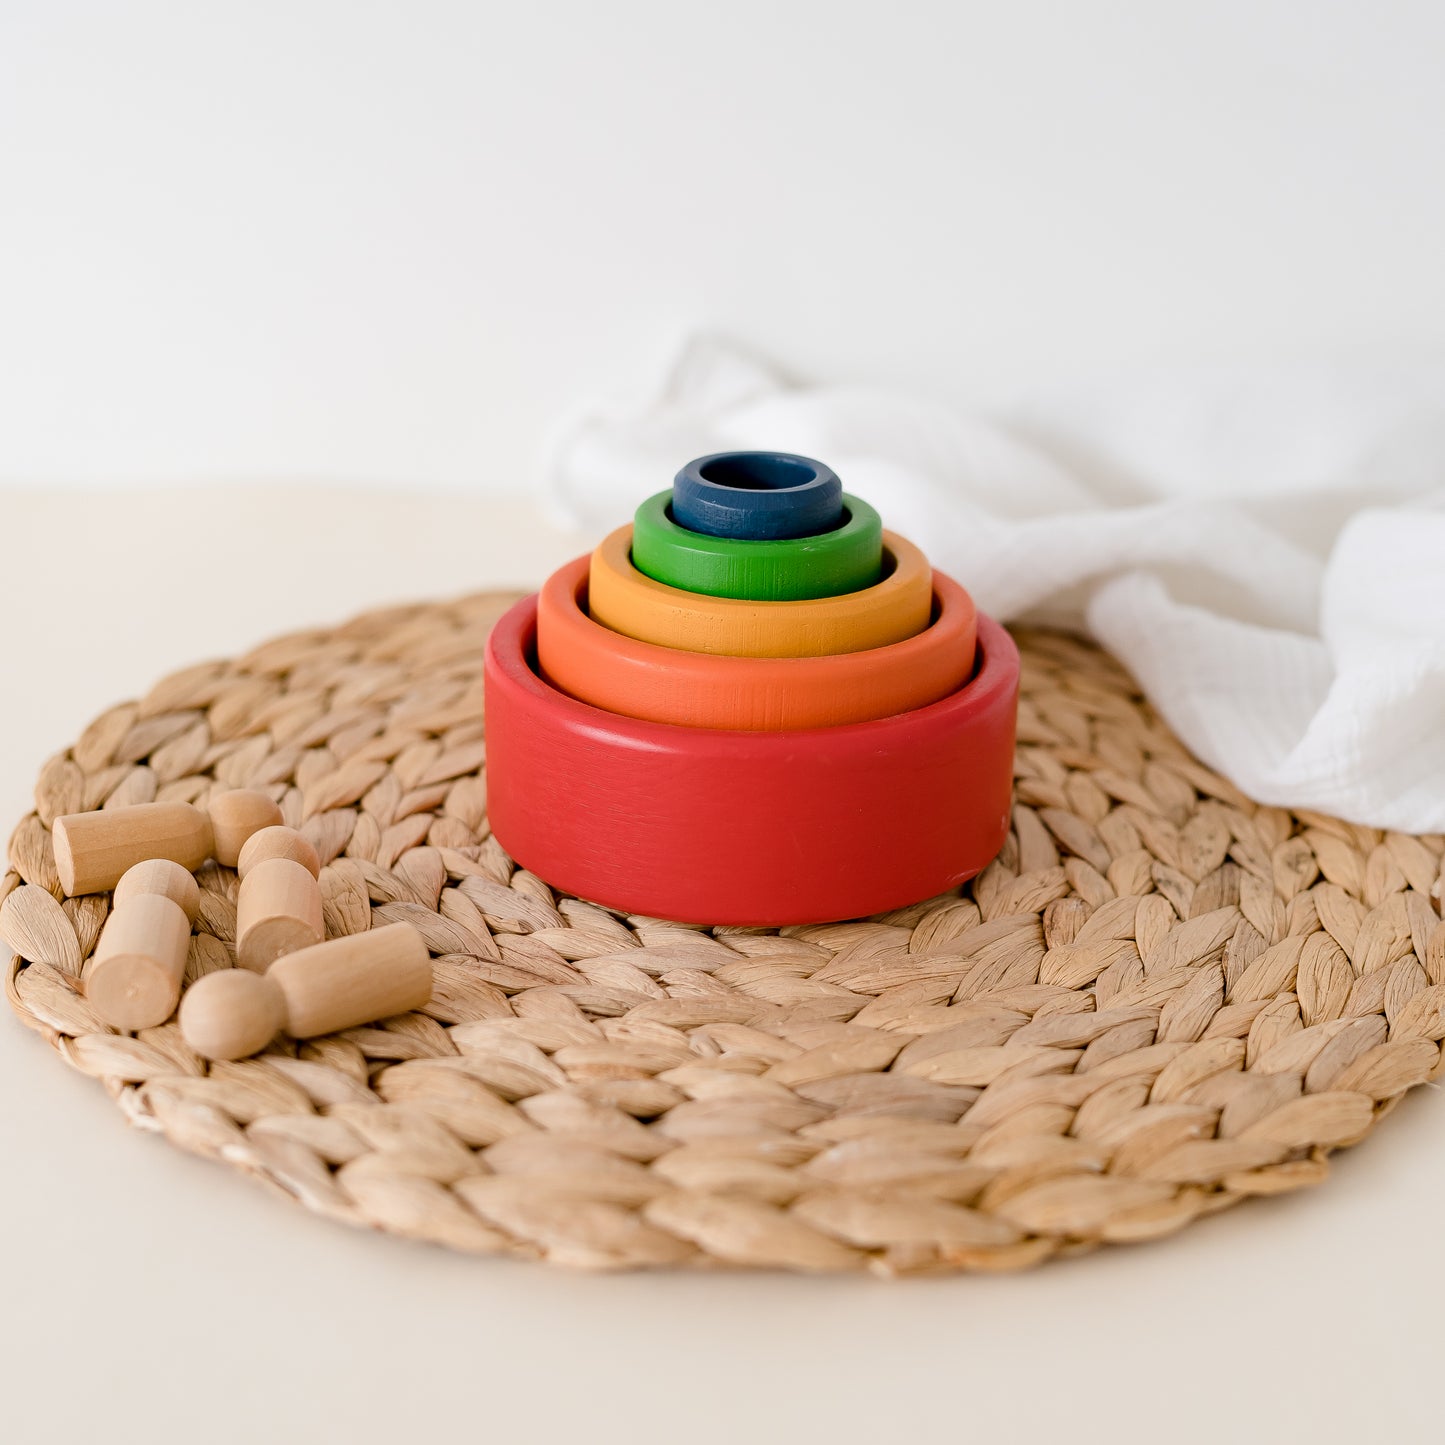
[589,524,931,657]
[536,553,978,731]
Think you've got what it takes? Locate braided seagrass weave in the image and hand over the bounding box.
[5,590,1444,1273]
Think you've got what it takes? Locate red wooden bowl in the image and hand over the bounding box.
[484,594,1020,926]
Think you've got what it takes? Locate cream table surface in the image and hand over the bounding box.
[0,484,1439,1445]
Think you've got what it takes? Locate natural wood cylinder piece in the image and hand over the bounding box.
[207,790,284,868]
[84,894,192,1031]
[272,922,432,1038]
[111,858,201,923]
[179,922,432,1061]
[237,825,320,881]
[52,802,214,897]
[236,857,324,971]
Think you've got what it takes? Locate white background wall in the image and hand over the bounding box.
[4,0,1445,493]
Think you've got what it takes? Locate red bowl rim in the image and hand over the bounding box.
[486,591,1019,754]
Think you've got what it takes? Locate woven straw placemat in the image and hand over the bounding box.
[5,589,1444,1274]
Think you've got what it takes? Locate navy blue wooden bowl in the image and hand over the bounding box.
[672,451,843,540]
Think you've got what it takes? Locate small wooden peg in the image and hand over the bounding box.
[271,922,431,1039]
[236,857,324,971]
[112,858,201,924]
[85,894,193,1030]
[53,802,214,896]
[237,825,321,881]
[177,968,288,1061]
[208,790,285,868]
[180,922,432,1061]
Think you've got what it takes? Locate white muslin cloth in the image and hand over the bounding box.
[546,336,1445,833]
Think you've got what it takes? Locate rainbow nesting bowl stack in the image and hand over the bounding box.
[484,452,1020,926]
